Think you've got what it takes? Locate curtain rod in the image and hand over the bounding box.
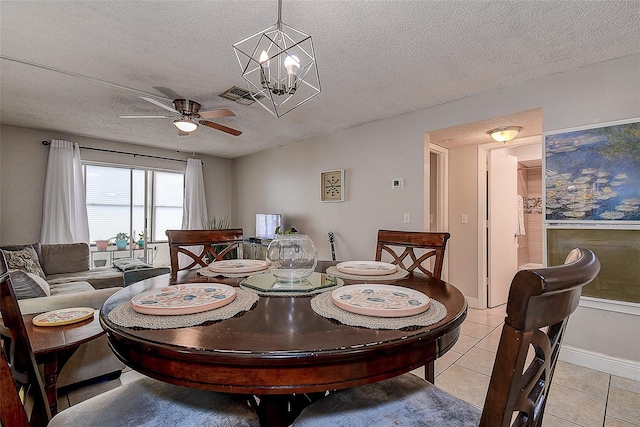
[42,140,190,163]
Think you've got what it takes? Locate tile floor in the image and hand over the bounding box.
[57,305,640,426]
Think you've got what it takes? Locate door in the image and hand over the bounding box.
[488,150,518,307]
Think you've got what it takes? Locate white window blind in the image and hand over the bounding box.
[84,164,184,243]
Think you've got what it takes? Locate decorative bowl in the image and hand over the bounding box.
[266,234,317,283]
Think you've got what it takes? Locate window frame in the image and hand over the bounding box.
[82,161,185,244]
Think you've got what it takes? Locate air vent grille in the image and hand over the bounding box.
[218,86,264,106]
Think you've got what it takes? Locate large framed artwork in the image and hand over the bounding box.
[544,118,640,223]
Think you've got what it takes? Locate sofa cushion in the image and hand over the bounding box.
[46,266,124,290]
[41,243,89,275]
[8,270,51,299]
[49,281,95,296]
[1,245,46,279]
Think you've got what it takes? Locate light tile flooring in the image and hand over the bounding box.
[57,305,640,426]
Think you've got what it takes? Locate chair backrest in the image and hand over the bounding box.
[0,253,50,426]
[375,230,450,279]
[165,229,243,283]
[480,248,600,427]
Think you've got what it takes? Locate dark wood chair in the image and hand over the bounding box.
[375,230,450,279]
[0,253,50,427]
[294,248,600,427]
[166,228,243,283]
[0,253,260,427]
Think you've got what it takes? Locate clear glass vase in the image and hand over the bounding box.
[266,234,318,283]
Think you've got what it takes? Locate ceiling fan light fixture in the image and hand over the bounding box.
[174,117,198,133]
[233,0,320,118]
[488,126,522,143]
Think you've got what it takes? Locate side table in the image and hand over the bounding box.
[23,311,105,416]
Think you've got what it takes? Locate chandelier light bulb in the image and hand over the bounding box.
[284,54,300,75]
[259,50,270,67]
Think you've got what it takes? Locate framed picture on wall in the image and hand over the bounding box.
[321,169,345,202]
[544,118,640,223]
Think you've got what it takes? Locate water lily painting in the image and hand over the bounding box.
[545,119,640,223]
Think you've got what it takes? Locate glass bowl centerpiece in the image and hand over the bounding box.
[266,234,317,283]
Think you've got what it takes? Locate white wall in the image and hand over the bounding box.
[0,125,234,249]
[232,118,426,262]
[233,54,640,370]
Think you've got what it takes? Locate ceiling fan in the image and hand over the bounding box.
[120,96,242,136]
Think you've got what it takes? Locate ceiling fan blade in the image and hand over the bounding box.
[119,115,172,119]
[140,96,179,113]
[200,120,242,136]
[198,109,236,119]
[153,86,183,100]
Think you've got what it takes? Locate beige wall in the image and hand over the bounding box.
[0,125,233,247]
[0,54,637,368]
[233,54,640,366]
[232,118,426,262]
[234,54,639,300]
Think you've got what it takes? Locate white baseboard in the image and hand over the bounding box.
[560,345,640,381]
[465,296,481,309]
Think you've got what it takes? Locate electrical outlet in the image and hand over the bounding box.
[404,213,411,224]
[461,214,468,224]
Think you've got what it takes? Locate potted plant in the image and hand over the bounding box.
[137,232,145,248]
[95,240,109,251]
[115,232,129,250]
[202,216,236,262]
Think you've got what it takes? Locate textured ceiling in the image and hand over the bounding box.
[1,1,638,158]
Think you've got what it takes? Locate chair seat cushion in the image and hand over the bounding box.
[49,376,259,427]
[294,373,481,427]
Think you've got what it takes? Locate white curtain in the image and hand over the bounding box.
[180,158,207,268]
[182,158,208,229]
[40,139,90,244]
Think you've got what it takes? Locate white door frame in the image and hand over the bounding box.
[476,136,541,309]
[424,135,449,280]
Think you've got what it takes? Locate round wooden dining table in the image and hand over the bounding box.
[100,261,467,426]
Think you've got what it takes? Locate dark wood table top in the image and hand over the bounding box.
[24,311,105,356]
[100,261,467,396]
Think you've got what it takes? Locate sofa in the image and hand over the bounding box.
[0,242,132,388]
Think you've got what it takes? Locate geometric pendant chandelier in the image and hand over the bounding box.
[233,0,320,118]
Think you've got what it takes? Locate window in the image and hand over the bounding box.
[84,164,184,243]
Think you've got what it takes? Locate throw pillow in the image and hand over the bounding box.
[26,272,51,296]
[113,258,153,272]
[1,245,46,279]
[8,270,50,299]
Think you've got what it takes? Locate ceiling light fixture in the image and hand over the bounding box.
[173,117,198,133]
[233,0,320,118]
[488,126,522,143]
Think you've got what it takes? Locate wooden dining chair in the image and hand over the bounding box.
[166,228,243,283]
[0,253,260,427]
[0,253,50,427]
[294,248,600,427]
[375,230,451,279]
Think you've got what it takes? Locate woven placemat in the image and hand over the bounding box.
[240,283,342,297]
[107,289,259,330]
[197,266,271,279]
[325,265,409,281]
[310,291,447,330]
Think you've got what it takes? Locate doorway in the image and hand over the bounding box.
[478,137,543,308]
[424,138,449,280]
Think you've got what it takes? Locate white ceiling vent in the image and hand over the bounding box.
[218,86,264,106]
